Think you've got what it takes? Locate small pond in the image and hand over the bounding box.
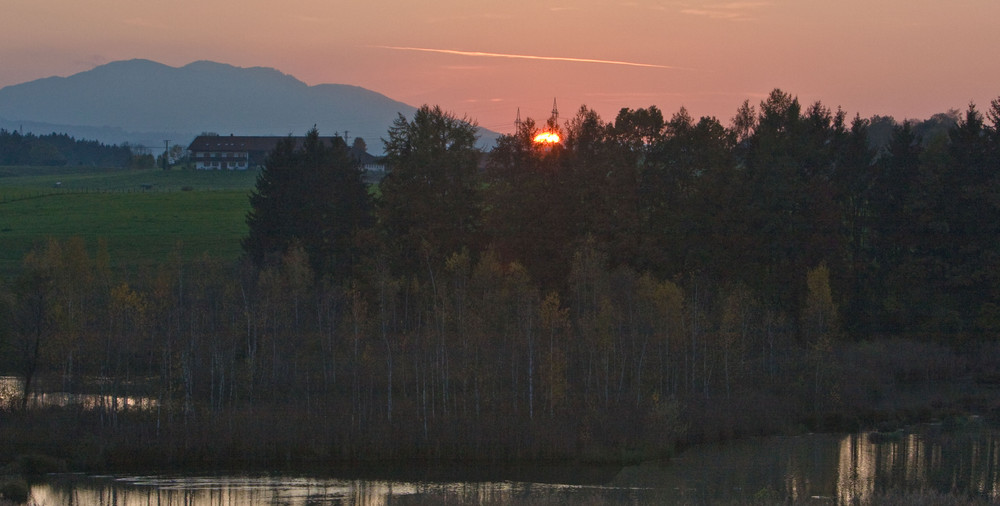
[24,422,1000,505]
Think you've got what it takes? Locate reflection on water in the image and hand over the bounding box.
[0,375,156,411]
[837,427,1000,504]
[32,475,644,506]
[26,426,1000,505]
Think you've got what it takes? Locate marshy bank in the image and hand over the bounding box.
[2,337,999,472]
[3,334,999,505]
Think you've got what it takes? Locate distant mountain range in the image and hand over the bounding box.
[0,59,498,152]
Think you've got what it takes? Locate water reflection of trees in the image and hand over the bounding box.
[837,429,1000,504]
[601,428,1000,503]
[27,429,1000,504]
[32,475,636,506]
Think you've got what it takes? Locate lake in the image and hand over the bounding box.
[25,422,1000,505]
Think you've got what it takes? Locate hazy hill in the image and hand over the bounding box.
[0,59,482,152]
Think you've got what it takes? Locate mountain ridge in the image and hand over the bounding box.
[0,59,496,151]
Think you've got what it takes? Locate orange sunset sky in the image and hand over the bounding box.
[2,0,999,134]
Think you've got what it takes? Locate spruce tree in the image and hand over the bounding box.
[378,105,482,276]
[243,128,372,282]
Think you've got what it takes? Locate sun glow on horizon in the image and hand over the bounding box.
[533,131,561,144]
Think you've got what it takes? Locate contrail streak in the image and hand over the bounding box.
[372,46,682,70]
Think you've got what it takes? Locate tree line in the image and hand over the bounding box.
[249,92,1000,342]
[0,129,149,168]
[2,90,999,467]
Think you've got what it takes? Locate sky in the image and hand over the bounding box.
[2,0,999,134]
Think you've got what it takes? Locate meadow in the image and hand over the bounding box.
[0,166,256,276]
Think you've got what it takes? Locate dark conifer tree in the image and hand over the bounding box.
[735,90,841,328]
[378,105,482,277]
[637,108,734,280]
[830,115,878,336]
[941,104,1000,332]
[243,128,372,282]
[484,116,573,289]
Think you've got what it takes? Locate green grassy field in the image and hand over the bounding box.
[0,165,260,194]
[0,167,257,277]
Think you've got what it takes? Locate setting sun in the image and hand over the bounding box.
[533,131,560,144]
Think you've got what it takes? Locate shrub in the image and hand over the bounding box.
[0,477,29,504]
[12,454,66,477]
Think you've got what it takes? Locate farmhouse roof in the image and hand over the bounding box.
[187,135,340,153]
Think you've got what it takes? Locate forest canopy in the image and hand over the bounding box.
[3,90,1000,466]
[0,129,140,167]
[243,92,1000,341]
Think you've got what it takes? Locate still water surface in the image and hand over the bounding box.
[27,424,1000,505]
